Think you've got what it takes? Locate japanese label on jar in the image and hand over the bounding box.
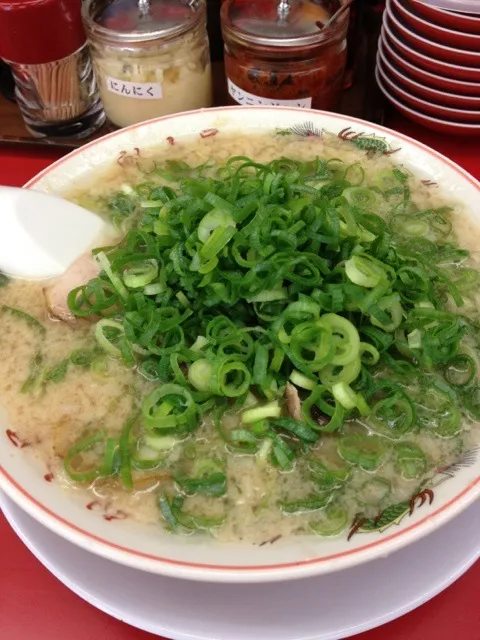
[227,79,312,109]
[105,77,163,100]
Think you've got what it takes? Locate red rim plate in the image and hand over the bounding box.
[387,0,480,67]
[383,15,480,82]
[380,31,480,97]
[377,61,480,122]
[378,44,480,109]
[392,0,480,50]
[376,68,480,135]
[411,0,480,34]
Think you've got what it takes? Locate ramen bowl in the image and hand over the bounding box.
[1,107,479,583]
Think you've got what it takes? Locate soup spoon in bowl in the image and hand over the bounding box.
[0,186,107,280]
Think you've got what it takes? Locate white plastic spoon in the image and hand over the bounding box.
[0,186,107,279]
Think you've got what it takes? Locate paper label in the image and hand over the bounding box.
[105,77,163,100]
[227,78,312,109]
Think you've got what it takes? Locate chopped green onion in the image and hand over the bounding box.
[308,460,349,491]
[96,251,129,300]
[310,506,348,536]
[2,305,45,335]
[188,359,213,392]
[64,431,108,483]
[123,259,158,289]
[198,209,236,243]
[332,382,358,410]
[444,354,475,387]
[280,493,332,514]
[343,186,378,208]
[95,319,125,357]
[321,314,360,366]
[345,255,387,289]
[273,417,318,443]
[142,384,196,431]
[242,401,281,424]
[175,472,227,497]
[395,442,428,480]
[338,434,388,471]
[302,385,346,432]
[289,370,316,390]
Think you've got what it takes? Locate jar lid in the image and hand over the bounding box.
[221,0,346,48]
[82,0,205,44]
[0,0,86,65]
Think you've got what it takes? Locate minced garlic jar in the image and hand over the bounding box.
[82,0,212,128]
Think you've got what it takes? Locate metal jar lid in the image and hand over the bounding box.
[82,0,206,46]
[221,0,348,49]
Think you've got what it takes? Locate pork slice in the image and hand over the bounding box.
[285,382,303,421]
[43,253,100,322]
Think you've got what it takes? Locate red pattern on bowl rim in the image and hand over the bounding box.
[380,32,480,97]
[411,0,480,35]
[377,61,480,123]
[386,0,480,67]
[383,16,480,82]
[378,42,480,109]
[376,68,480,135]
[392,0,480,50]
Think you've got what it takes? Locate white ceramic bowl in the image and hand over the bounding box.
[1,107,480,583]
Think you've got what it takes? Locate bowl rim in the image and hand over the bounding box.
[387,0,480,57]
[378,41,480,103]
[392,0,480,41]
[380,29,480,89]
[376,67,480,129]
[1,105,480,581]
[383,16,480,72]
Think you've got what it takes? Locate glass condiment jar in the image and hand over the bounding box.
[221,0,350,111]
[82,0,213,128]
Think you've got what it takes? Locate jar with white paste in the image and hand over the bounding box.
[82,0,213,128]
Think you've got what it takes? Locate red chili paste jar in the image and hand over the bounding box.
[221,0,349,111]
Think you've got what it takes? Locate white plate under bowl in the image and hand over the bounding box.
[1,493,479,640]
[1,107,480,583]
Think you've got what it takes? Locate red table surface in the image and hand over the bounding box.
[0,112,479,640]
